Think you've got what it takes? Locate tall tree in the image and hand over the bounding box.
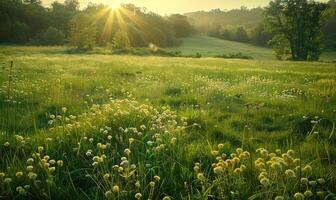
[265,0,328,61]
[69,14,96,49]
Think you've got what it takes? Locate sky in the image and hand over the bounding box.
[42,0,330,14]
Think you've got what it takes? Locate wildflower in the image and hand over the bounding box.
[261,149,269,157]
[124,148,131,156]
[287,149,295,156]
[285,169,296,178]
[234,168,242,174]
[57,160,64,167]
[86,150,92,157]
[317,178,325,184]
[28,172,37,180]
[294,192,305,200]
[218,144,224,149]
[214,166,224,174]
[154,175,161,182]
[149,181,155,187]
[135,181,141,188]
[16,171,23,177]
[302,165,312,173]
[92,162,99,167]
[163,196,171,200]
[112,185,120,193]
[301,178,308,185]
[0,172,5,178]
[236,148,243,154]
[211,150,219,156]
[309,181,316,186]
[304,190,313,197]
[49,159,56,165]
[48,167,56,173]
[194,165,200,172]
[27,158,34,165]
[171,137,177,144]
[135,192,142,199]
[275,196,284,200]
[38,146,44,153]
[4,142,10,147]
[103,173,110,180]
[197,173,206,181]
[129,138,134,144]
[107,135,112,140]
[260,178,270,187]
[4,178,12,184]
[16,186,26,195]
[105,190,113,199]
[62,107,67,113]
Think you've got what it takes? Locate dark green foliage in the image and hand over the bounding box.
[265,0,329,61]
[214,52,253,59]
[250,22,273,47]
[31,27,65,45]
[323,0,336,50]
[209,26,251,43]
[168,14,193,38]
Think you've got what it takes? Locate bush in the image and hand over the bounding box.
[112,31,131,50]
[214,52,253,59]
[31,27,66,45]
[69,14,96,50]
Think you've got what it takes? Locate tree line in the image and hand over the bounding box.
[188,0,336,60]
[0,0,194,48]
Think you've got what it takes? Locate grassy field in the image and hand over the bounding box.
[168,35,336,61]
[0,46,336,199]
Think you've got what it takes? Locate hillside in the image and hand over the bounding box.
[168,35,336,61]
[167,35,274,59]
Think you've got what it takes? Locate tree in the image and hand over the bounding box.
[168,14,193,38]
[235,27,250,42]
[41,27,65,45]
[251,22,273,46]
[69,14,96,49]
[112,31,131,49]
[265,0,328,61]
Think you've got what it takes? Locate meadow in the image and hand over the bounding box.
[0,46,335,199]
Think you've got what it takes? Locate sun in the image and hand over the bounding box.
[107,0,123,10]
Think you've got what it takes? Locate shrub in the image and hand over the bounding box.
[32,27,65,45]
[214,52,253,59]
[112,31,131,50]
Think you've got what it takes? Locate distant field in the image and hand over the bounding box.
[168,35,336,61]
[0,47,335,199]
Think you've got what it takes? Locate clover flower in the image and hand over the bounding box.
[112,185,120,193]
[135,192,142,199]
[304,190,313,197]
[16,171,23,177]
[294,192,305,200]
[162,196,171,200]
[105,190,113,199]
[275,196,284,200]
[197,173,206,181]
[260,177,270,187]
[285,169,296,178]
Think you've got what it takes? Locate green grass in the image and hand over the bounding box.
[0,46,335,199]
[168,35,336,61]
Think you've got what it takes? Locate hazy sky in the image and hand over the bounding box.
[42,0,330,14]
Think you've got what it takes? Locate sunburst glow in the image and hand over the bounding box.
[107,0,123,10]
